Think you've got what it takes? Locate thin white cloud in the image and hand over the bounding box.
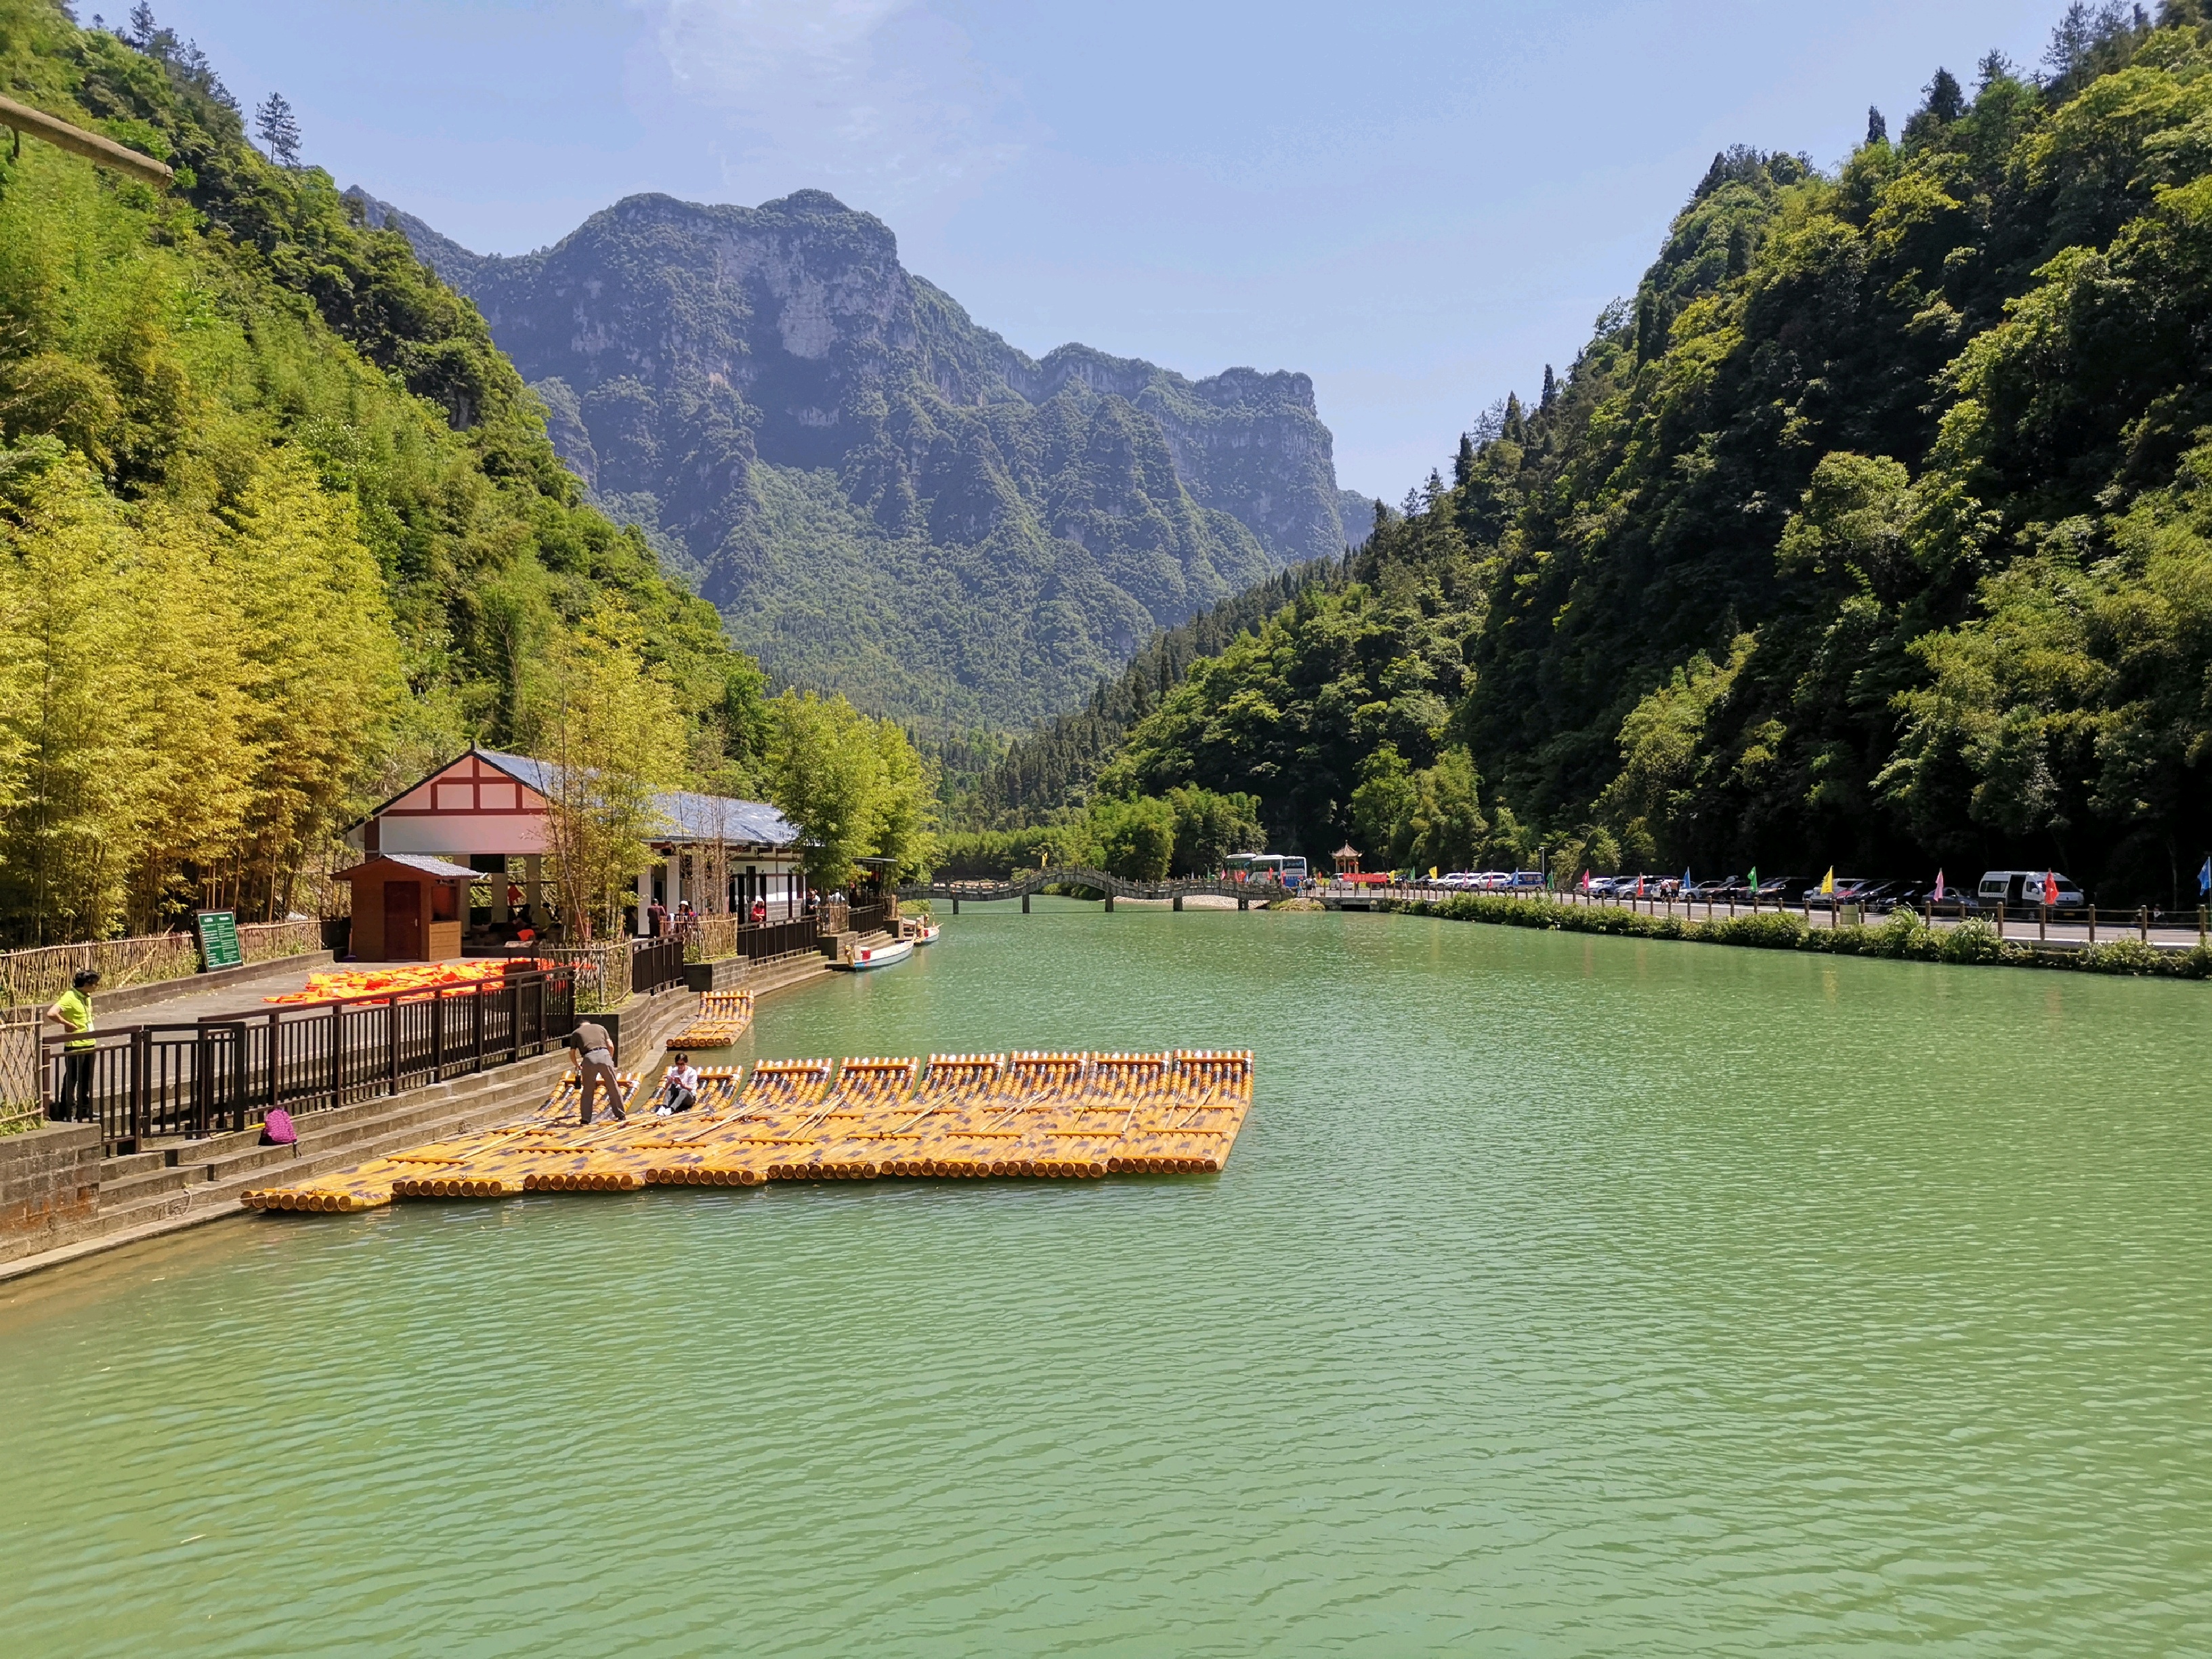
[626,0,1027,208]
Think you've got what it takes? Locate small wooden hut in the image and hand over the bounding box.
[335,854,475,961]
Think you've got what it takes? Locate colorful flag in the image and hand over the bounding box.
[1820,868,1835,896]
[2044,869,2059,906]
[1747,864,1759,896]
[2198,855,2210,896]
[1580,869,1590,894]
[1636,873,1645,898]
[1933,869,1945,902]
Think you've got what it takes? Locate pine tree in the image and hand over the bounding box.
[255,91,300,167]
[1502,392,1525,444]
[1976,50,2015,91]
[1866,105,1888,145]
[1453,433,1476,488]
[1635,291,1659,365]
[123,2,156,47]
[1726,221,1751,277]
[1923,67,1965,123]
[1540,364,1557,411]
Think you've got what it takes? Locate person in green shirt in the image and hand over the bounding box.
[45,967,100,1122]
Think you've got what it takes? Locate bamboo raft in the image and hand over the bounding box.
[666,988,754,1051]
[240,1050,1252,1213]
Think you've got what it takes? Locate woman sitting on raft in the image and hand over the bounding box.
[656,1054,700,1116]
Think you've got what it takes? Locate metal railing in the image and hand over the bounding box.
[630,936,687,995]
[733,917,817,962]
[41,967,576,1156]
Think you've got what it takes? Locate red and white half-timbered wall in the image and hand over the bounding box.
[368,753,550,856]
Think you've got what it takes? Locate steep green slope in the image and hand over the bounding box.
[0,1,759,938]
[956,558,1340,828]
[354,188,1356,736]
[1086,6,2212,904]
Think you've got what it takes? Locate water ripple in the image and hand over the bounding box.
[3,904,2209,1655]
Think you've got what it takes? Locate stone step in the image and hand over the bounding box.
[93,1160,195,1209]
[196,1078,558,1185]
[89,1054,575,1234]
[91,1077,566,1237]
[99,1148,167,1183]
[128,1059,561,1171]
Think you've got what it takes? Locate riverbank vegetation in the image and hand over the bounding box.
[0,2,931,942]
[1384,891,2212,978]
[966,2,2212,908]
[936,783,1262,883]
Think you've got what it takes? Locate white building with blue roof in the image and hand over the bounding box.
[343,747,807,931]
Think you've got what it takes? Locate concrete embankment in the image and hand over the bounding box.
[0,947,841,1284]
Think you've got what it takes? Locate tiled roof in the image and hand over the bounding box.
[473,748,799,847]
[341,853,481,881]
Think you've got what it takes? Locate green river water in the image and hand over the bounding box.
[3,900,2209,1655]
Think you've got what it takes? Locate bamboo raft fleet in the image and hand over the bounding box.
[240,1049,1253,1213]
[665,989,755,1051]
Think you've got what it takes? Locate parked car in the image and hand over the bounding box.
[1978,869,2086,908]
[1753,875,1804,901]
[1805,877,1877,909]
[1506,870,1547,891]
[1687,875,1746,900]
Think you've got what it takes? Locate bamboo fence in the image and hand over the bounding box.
[0,919,322,1010]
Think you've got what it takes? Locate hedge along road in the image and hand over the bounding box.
[3,898,2208,1655]
[1360,887,2212,976]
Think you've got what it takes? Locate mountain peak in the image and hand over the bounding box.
[358,190,1357,734]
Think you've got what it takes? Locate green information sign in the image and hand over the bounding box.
[195,909,242,971]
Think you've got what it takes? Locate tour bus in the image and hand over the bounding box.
[1225,853,1310,889]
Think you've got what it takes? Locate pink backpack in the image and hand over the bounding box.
[262,1108,297,1146]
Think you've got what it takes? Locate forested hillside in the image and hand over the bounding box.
[354,188,1357,737]
[0,1,935,944]
[1042,3,2212,906]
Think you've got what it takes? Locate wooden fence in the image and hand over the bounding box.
[0,919,322,1010]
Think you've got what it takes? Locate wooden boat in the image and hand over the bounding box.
[903,919,941,946]
[840,936,914,971]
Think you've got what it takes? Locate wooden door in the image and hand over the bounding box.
[383,880,424,960]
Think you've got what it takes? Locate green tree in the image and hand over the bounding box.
[761,691,938,887]
[1164,784,1264,875]
[1090,795,1175,881]
[529,607,687,942]
[1350,745,1418,868]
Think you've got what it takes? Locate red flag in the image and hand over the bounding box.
[1636,874,1645,898]
[1580,869,1590,894]
[2043,869,2059,906]
[1932,869,1944,902]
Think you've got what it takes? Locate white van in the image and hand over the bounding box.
[1978,870,2085,907]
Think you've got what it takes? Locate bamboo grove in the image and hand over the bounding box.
[0,3,934,943]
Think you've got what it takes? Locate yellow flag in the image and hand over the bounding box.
[1820,867,1835,895]
[1428,866,1438,879]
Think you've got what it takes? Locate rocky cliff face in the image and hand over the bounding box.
[349,187,1355,732]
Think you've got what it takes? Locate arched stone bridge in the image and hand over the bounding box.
[895,867,1291,912]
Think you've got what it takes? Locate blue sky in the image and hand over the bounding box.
[139,1,2062,500]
